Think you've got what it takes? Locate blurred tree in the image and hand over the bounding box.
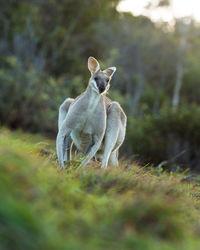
[172,19,190,109]
[1,0,200,170]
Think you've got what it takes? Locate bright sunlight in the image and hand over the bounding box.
[117,0,200,23]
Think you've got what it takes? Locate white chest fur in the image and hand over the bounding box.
[87,92,101,115]
[71,92,102,152]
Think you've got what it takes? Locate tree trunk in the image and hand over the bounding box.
[131,48,144,114]
[172,21,189,109]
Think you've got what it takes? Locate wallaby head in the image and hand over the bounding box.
[88,56,116,94]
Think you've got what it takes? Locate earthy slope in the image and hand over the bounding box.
[0,129,200,250]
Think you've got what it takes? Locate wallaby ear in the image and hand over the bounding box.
[104,67,116,78]
[88,56,100,74]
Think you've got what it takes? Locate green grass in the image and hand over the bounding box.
[1,128,200,250]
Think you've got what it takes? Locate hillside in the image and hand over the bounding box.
[1,128,200,250]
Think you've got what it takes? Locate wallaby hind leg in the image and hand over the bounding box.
[107,123,126,166]
[57,129,72,168]
[58,98,74,130]
[108,150,119,166]
[101,103,120,168]
[102,102,126,168]
[57,111,74,167]
[58,98,74,162]
[63,135,73,162]
[101,128,119,168]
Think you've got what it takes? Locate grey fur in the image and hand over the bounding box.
[56,57,126,168]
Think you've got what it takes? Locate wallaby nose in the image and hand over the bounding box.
[99,85,105,93]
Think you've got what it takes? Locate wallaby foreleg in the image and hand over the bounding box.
[79,135,103,167]
[84,139,94,155]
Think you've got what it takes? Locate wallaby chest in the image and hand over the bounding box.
[70,94,106,152]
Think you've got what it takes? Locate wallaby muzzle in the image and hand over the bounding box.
[99,85,106,93]
[96,80,106,93]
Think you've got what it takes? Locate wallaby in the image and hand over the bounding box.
[56,57,126,168]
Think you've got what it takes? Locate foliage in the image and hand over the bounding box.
[1,129,200,249]
[127,105,200,170]
[1,0,200,170]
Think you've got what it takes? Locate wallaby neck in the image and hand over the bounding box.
[85,85,103,99]
[84,85,104,111]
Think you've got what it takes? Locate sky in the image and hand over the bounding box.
[117,0,200,23]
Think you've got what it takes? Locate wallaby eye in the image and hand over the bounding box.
[106,78,109,83]
[94,77,98,81]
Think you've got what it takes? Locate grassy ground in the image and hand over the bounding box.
[1,128,200,250]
